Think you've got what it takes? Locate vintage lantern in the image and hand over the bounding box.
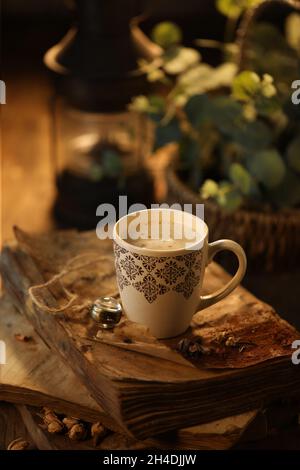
[44,0,154,229]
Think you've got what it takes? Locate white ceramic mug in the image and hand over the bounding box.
[113,208,247,338]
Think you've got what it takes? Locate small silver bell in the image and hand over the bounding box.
[90,296,122,329]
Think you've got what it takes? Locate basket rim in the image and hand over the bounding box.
[166,164,300,224]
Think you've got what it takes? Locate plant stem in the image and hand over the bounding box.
[224,16,238,46]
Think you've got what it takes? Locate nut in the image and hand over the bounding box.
[215,331,227,343]
[42,407,52,414]
[68,423,87,441]
[47,420,64,434]
[176,338,204,359]
[7,438,30,450]
[42,408,64,433]
[176,338,191,355]
[63,417,80,430]
[225,336,238,347]
[43,408,58,424]
[91,422,108,446]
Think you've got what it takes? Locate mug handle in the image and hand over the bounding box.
[198,239,247,310]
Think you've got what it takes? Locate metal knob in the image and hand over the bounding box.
[90,296,122,329]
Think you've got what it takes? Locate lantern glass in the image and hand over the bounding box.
[53,98,155,228]
[55,98,153,180]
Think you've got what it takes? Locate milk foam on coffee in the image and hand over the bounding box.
[123,211,204,251]
[128,236,191,250]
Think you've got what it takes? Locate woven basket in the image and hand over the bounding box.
[165,0,300,272]
[166,165,300,271]
[235,0,300,69]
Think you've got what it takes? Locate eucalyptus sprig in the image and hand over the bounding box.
[130,3,300,212]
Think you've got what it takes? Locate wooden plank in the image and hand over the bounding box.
[17,405,150,450]
[0,402,35,450]
[15,403,300,450]
[0,295,117,429]
[0,294,257,449]
[1,228,300,439]
[17,405,104,451]
[17,404,256,451]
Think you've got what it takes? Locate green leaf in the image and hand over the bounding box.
[209,96,272,150]
[232,120,272,150]
[129,95,166,122]
[211,96,271,150]
[134,94,166,115]
[232,71,260,102]
[216,0,243,18]
[210,97,271,149]
[163,47,200,75]
[177,64,213,95]
[229,163,253,194]
[147,68,166,82]
[216,0,263,19]
[179,137,200,166]
[155,118,181,148]
[129,95,150,113]
[210,62,238,87]
[255,94,280,117]
[286,135,300,174]
[243,23,299,92]
[151,22,182,49]
[243,103,257,121]
[148,95,166,114]
[268,169,300,207]
[201,179,219,199]
[285,13,300,54]
[246,1,264,9]
[200,179,244,212]
[181,138,203,189]
[247,149,286,188]
[177,62,237,96]
[184,94,212,127]
[217,182,243,212]
[249,23,292,53]
[210,96,243,135]
[260,74,277,98]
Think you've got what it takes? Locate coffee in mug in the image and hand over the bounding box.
[113,208,246,339]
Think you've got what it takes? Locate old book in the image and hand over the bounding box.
[16,402,300,451]
[0,402,34,450]
[1,227,299,439]
[0,294,256,450]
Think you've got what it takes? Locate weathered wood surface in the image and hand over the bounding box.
[17,405,105,451]
[0,402,35,450]
[17,404,257,451]
[0,294,257,449]
[15,402,300,451]
[1,228,300,439]
[0,295,117,428]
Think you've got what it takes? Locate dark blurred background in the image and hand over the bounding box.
[2,0,225,240]
[2,0,225,73]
